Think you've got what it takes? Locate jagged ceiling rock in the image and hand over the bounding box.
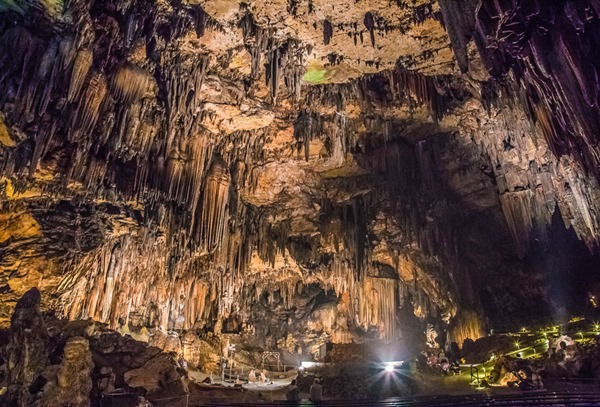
[197,0,455,79]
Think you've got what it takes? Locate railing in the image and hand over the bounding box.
[468,363,486,387]
[221,363,297,379]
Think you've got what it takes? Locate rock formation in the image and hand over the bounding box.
[36,336,94,407]
[1,0,600,370]
[5,287,49,404]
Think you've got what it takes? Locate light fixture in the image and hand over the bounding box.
[384,364,395,373]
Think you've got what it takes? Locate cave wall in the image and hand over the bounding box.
[1,0,600,350]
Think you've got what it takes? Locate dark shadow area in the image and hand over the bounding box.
[526,207,600,323]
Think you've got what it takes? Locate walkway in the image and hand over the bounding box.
[201,390,600,406]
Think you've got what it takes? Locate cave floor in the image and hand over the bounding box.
[183,367,599,403]
[142,364,600,407]
[185,367,502,402]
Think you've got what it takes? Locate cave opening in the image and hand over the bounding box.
[527,207,600,323]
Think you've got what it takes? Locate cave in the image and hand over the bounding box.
[2,0,600,405]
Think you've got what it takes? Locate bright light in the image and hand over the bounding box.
[382,361,403,373]
[301,361,317,369]
[514,342,520,349]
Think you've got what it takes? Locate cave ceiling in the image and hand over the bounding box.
[1,0,600,350]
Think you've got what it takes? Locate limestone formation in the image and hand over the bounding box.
[0,0,600,385]
[36,336,94,407]
[124,353,184,394]
[5,288,49,404]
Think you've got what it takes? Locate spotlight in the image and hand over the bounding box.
[384,364,394,373]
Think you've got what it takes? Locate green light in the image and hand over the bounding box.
[0,0,63,17]
[302,65,328,84]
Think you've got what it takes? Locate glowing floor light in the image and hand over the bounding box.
[383,361,403,373]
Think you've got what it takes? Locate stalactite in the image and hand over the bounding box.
[323,20,333,45]
[70,72,107,141]
[391,67,449,121]
[197,158,231,255]
[266,47,280,103]
[470,77,600,257]
[188,5,218,38]
[363,12,376,47]
[305,65,450,121]
[110,63,157,105]
[294,111,323,161]
[474,0,600,179]
[282,39,305,101]
[67,48,93,103]
[287,0,300,16]
[437,0,478,73]
[0,0,488,345]
[412,3,440,25]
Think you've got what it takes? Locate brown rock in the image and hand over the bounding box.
[36,336,94,407]
[6,288,49,402]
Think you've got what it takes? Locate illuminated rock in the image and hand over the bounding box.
[0,0,600,372]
